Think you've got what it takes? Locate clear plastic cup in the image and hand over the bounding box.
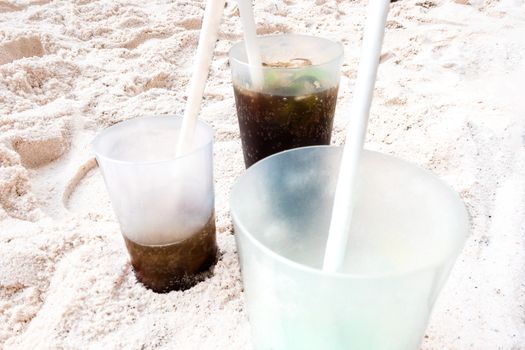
[231,146,468,350]
[229,34,343,167]
[92,116,217,293]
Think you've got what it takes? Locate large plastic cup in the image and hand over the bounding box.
[229,34,343,167]
[231,146,468,350]
[92,116,217,293]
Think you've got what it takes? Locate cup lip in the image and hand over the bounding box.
[228,34,344,71]
[91,115,214,166]
[231,145,469,280]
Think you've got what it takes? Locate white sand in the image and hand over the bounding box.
[0,0,524,348]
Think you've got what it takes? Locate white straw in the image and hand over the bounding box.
[177,0,226,156]
[237,0,264,90]
[323,0,390,272]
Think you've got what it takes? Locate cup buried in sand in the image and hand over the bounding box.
[231,146,469,349]
[92,116,217,293]
[229,34,343,167]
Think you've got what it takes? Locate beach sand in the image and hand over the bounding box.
[0,0,524,348]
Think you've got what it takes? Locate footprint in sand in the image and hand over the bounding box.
[0,36,45,65]
[120,30,172,50]
[0,115,72,220]
[10,122,71,169]
[0,1,23,13]
[177,17,202,30]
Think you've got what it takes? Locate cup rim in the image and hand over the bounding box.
[231,146,469,280]
[91,115,214,166]
[228,34,344,70]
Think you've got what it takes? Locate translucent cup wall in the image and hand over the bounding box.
[231,146,468,350]
[229,34,343,94]
[92,116,216,292]
[229,35,343,167]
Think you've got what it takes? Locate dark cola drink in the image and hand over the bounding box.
[233,84,338,167]
[123,214,217,293]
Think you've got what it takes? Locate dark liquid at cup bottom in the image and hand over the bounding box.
[123,215,217,293]
[233,85,339,167]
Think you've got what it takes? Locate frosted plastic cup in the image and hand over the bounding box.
[92,116,217,293]
[230,146,468,350]
[229,34,343,167]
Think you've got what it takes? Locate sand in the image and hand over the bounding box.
[0,0,524,348]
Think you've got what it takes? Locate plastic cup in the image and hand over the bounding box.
[231,146,468,350]
[229,34,343,167]
[92,116,217,293]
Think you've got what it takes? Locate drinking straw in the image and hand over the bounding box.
[237,0,264,89]
[177,0,226,156]
[322,0,391,272]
